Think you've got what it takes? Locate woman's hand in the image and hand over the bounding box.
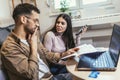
[81,26,87,35]
[62,47,79,57]
[77,25,87,37]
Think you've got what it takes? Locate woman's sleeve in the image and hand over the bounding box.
[43,32,53,51]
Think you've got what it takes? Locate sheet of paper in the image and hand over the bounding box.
[61,52,78,60]
[76,44,98,56]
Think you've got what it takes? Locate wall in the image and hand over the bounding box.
[37,0,120,33]
[0,0,14,27]
[36,0,56,34]
[0,0,120,32]
[0,0,120,47]
[0,0,11,18]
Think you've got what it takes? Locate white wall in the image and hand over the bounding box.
[0,0,11,18]
[36,0,56,34]
[0,0,120,32]
[0,0,14,27]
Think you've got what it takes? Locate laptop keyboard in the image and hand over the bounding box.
[92,52,114,68]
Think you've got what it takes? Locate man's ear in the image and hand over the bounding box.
[20,16,27,24]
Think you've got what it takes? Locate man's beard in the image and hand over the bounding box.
[24,26,35,34]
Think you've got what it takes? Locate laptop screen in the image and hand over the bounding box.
[109,24,120,67]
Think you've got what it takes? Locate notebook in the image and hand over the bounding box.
[76,24,120,71]
[61,44,100,60]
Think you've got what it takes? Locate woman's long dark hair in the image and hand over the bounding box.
[50,13,75,50]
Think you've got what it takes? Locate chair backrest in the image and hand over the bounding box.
[0,24,14,48]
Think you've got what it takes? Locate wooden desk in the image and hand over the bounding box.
[66,58,120,80]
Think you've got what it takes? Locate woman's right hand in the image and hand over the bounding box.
[62,47,79,57]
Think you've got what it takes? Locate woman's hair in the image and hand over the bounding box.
[50,13,75,50]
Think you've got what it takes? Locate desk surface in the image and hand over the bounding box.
[66,58,120,80]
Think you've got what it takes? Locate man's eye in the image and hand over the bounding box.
[35,19,39,23]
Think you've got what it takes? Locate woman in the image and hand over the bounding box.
[43,13,87,75]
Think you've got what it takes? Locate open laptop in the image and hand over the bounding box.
[76,24,120,71]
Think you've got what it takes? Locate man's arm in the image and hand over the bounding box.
[1,44,39,79]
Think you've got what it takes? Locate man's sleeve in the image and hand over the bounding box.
[38,42,60,63]
[1,44,39,79]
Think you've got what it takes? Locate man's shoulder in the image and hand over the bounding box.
[1,34,19,52]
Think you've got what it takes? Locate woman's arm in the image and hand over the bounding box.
[75,26,88,46]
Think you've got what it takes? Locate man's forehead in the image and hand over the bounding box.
[30,10,39,18]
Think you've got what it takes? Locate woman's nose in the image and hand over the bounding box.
[58,23,62,26]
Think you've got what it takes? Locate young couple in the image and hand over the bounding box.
[1,3,87,80]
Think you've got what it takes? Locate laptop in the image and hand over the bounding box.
[76,24,120,71]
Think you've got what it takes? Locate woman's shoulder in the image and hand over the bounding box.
[45,31,55,37]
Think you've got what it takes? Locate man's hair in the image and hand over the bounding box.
[12,3,40,20]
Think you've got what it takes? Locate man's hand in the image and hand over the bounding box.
[27,27,38,51]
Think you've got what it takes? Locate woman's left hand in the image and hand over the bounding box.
[78,25,88,37]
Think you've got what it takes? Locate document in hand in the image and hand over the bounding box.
[61,44,106,60]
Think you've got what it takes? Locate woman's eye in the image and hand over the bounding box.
[57,21,65,25]
[61,22,65,25]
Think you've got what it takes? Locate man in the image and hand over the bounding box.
[0,3,79,80]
